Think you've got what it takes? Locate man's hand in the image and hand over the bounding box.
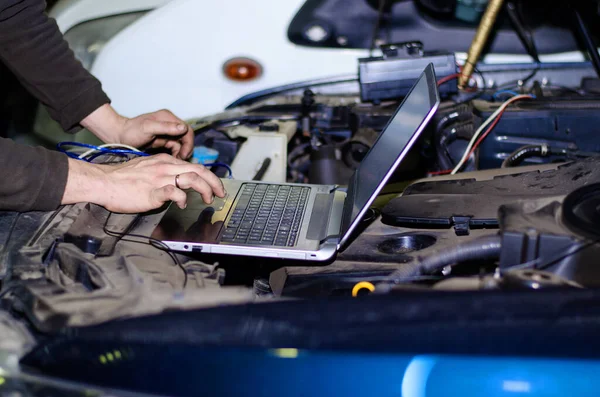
[62,154,226,213]
[81,104,194,160]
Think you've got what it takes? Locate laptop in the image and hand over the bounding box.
[152,63,440,261]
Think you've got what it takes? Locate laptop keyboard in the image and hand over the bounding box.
[221,184,311,247]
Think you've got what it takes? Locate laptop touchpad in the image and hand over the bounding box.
[152,191,234,244]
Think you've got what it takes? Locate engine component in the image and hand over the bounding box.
[501,144,553,168]
[459,0,505,87]
[342,140,371,169]
[301,89,315,135]
[432,104,475,170]
[498,183,600,286]
[432,269,582,291]
[230,133,287,182]
[378,234,502,291]
[473,98,600,169]
[382,157,600,234]
[500,269,583,290]
[358,42,457,103]
[562,182,600,240]
[191,146,219,165]
[308,145,353,185]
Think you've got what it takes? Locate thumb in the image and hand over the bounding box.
[143,119,188,137]
[151,185,188,209]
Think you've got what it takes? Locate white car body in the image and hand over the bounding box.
[90,0,370,119]
[50,0,170,32]
[50,0,370,120]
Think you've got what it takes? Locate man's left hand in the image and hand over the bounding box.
[81,104,194,160]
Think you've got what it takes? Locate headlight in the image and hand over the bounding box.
[63,12,148,70]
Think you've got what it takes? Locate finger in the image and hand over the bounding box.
[179,125,195,159]
[165,163,226,197]
[151,184,187,209]
[142,119,188,137]
[164,140,183,159]
[150,109,177,121]
[150,137,168,149]
[173,172,214,204]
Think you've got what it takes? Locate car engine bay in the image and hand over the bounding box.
[2,50,600,334]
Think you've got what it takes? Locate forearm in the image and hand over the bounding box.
[60,159,107,207]
[80,104,127,143]
[0,137,68,212]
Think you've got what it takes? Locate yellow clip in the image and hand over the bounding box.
[352,281,375,297]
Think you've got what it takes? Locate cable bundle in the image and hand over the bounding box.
[57,142,148,162]
[451,94,534,174]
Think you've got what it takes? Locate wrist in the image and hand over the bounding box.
[61,158,109,206]
[81,104,128,143]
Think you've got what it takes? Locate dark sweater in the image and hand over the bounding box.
[0,0,110,211]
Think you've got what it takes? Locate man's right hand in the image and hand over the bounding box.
[61,154,226,213]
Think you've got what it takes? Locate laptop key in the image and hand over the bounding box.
[223,183,313,247]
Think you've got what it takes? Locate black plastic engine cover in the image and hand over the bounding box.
[381,158,600,230]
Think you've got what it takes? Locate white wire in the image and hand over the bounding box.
[78,143,143,159]
[450,94,533,175]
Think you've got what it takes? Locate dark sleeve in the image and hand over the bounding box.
[0,137,68,211]
[0,0,110,132]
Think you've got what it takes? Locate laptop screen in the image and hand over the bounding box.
[340,64,440,246]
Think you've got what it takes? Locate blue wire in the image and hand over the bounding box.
[58,142,234,179]
[493,89,520,99]
[493,90,537,101]
[204,162,233,178]
[57,141,148,162]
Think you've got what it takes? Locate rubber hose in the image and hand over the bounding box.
[501,144,548,168]
[384,235,503,284]
[437,123,474,170]
[435,130,455,170]
[434,110,472,170]
[435,112,459,134]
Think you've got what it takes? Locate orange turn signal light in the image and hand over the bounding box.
[223,57,262,82]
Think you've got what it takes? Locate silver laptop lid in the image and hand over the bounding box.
[339,63,440,248]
